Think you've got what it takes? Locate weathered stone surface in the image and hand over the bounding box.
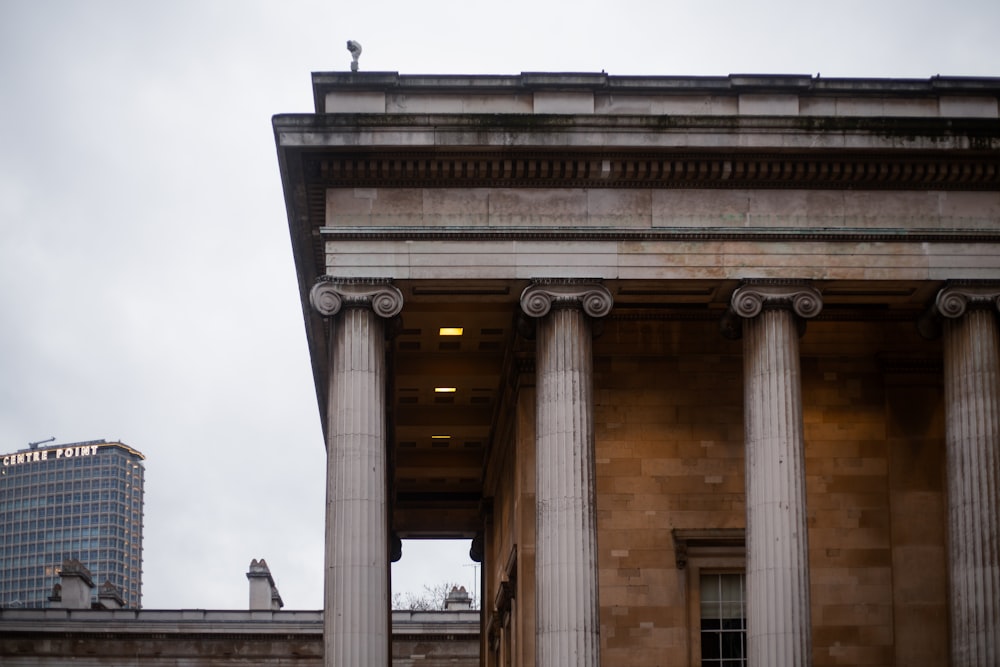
[0,609,479,667]
[523,282,612,667]
[734,284,821,667]
[324,187,1000,233]
[313,73,1000,119]
[312,281,403,667]
[273,71,1000,667]
[936,287,1000,667]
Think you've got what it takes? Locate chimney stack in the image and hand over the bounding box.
[51,558,95,609]
[444,585,473,610]
[97,580,125,609]
[246,558,284,611]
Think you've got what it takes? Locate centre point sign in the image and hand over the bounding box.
[1,443,102,468]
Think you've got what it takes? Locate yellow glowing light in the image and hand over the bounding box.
[439,327,464,336]
[431,435,451,439]
[434,387,457,393]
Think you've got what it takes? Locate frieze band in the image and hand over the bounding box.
[309,278,404,318]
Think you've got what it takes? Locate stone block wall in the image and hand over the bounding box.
[802,321,948,667]
[803,352,896,666]
[481,315,950,667]
[884,371,948,667]
[594,319,745,666]
[564,316,945,665]
[483,385,537,667]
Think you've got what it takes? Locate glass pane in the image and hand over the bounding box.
[720,629,743,656]
[719,600,743,619]
[721,617,744,631]
[700,575,720,605]
[700,573,746,666]
[719,572,742,601]
[701,630,721,659]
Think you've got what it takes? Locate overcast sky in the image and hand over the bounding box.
[1,0,997,610]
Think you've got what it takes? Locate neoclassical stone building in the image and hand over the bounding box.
[272,72,1000,667]
[0,561,479,666]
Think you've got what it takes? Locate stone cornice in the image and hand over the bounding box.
[303,148,1000,191]
[318,227,1000,244]
[672,528,746,570]
[1,629,321,641]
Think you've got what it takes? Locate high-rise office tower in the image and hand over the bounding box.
[0,439,145,608]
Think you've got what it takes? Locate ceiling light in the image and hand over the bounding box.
[439,327,463,336]
[435,387,457,393]
[431,435,451,439]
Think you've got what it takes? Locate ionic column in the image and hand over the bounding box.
[520,280,613,667]
[931,285,1000,667]
[310,278,403,667]
[726,282,821,667]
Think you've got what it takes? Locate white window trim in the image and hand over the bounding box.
[672,529,746,667]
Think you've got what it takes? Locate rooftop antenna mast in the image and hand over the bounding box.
[28,437,56,450]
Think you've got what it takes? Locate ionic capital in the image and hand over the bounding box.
[309,278,404,319]
[722,281,822,340]
[520,280,614,319]
[730,282,823,320]
[918,282,1000,339]
[933,284,1000,319]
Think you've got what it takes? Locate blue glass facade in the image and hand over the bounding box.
[0,440,144,608]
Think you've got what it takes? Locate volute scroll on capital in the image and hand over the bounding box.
[721,282,823,340]
[932,284,1000,319]
[730,282,823,320]
[917,283,1000,339]
[519,281,614,319]
[309,279,404,319]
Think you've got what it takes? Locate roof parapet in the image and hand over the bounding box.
[310,71,1000,117]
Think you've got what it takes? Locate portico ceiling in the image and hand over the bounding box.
[388,289,516,537]
[381,276,947,537]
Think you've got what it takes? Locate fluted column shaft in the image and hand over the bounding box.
[521,282,612,667]
[729,283,820,667]
[935,286,1000,667]
[311,280,403,667]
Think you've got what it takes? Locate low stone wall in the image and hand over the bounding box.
[0,609,480,666]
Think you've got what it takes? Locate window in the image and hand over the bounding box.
[672,528,746,667]
[700,573,746,666]
[487,545,517,667]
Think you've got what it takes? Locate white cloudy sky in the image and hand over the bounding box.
[1,0,997,610]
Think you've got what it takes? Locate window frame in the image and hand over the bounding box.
[672,529,746,667]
